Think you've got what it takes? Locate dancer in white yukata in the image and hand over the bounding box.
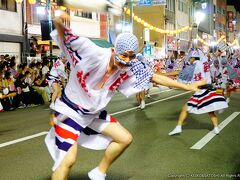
[45,15,205,180]
[168,48,229,136]
[47,53,68,104]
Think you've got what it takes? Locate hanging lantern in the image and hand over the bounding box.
[28,0,36,4]
[159,29,164,33]
[133,15,138,21]
[60,6,67,11]
[15,0,23,3]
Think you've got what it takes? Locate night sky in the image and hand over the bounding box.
[227,0,240,12]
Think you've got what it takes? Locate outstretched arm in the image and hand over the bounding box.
[157,70,180,76]
[53,14,70,39]
[152,73,206,92]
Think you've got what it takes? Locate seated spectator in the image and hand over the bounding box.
[32,72,50,104]
[0,71,16,111]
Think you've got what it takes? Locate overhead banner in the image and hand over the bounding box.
[138,0,166,6]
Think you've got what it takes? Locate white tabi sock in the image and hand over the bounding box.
[169,125,182,136]
[88,167,106,180]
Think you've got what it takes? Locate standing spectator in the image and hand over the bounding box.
[30,42,37,57]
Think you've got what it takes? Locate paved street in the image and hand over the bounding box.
[1,88,240,180]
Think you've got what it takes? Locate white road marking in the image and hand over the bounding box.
[149,89,172,96]
[190,112,240,150]
[111,91,190,115]
[0,132,48,148]
[43,89,173,111]
[1,90,188,148]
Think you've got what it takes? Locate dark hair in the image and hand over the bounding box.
[42,60,50,66]
[36,62,41,67]
[5,71,11,79]
[22,63,28,69]
[9,61,16,68]
[25,71,31,76]
[10,56,16,62]
[17,74,25,80]
[29,62,36,68]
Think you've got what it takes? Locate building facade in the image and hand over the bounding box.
[0,0,109,62]
[214,0,227,39]
[175,0,191,53]
[227,5,237,43]
[0,0,24,64]
[133,5,165,56]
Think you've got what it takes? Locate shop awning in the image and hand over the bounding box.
[37,39,113,48]
[90,38,113,48]
[37,40,57,46]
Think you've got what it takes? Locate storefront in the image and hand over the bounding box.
[0,34,24,64]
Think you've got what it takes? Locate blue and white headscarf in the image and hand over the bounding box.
[114,33,139,66]
[114,33,138,55]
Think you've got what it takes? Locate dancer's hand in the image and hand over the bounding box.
[53,13,70,39]
[49,113,56,127]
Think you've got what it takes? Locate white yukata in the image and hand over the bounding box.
[47,59,67,91]
[178,50,228,114]
[210,63,221,87]
[45,28,153,171]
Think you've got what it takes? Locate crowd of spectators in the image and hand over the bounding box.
[0,54,52,112]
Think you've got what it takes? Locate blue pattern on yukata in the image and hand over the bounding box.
[178,63,196,83]
[130,60,153,90]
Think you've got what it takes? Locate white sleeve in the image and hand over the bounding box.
[50,28,103,70]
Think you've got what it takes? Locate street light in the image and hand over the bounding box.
[192,0,207,48]
[192,11,205,48]
[36,0,53,57]
[194,11,205,26]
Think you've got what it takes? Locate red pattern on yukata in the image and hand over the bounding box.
[54,61,61,68]
[194,73,202,81]
[110,116,117,122]
[203,62,210,72]
[77,71,90,93]
[64,29,80,67]
[109,72,129,91]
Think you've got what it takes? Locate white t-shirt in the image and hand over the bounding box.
[42,66,49,77]
[50,59,67,79]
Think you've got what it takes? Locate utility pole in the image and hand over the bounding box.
[130,0,133,33]
[47,0,53,57]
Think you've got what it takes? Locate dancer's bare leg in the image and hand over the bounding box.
[51,83,61,103]
[177,104,188,125]
[52,142,78,180]
[208,111,220,134]
[169,104,188,135]
[97,122,133,173]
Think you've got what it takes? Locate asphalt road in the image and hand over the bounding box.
[0,88,239,180]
